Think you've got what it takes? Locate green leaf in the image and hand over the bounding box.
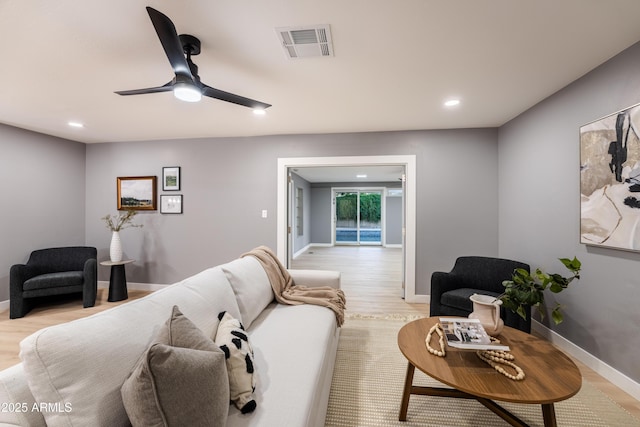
[551,306,563,324]
[549,282,563,293]
[516,305,527,320]
[560,257,581,273]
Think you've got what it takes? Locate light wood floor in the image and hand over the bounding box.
[291,245,426,317]
[0,289,149,370]
[291,246,640,419]
[0,246,638,419]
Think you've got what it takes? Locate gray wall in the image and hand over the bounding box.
[310,187,331,244]
[499,41,640,382]
[386,194,403,245]
[85,129,500,293]
[0,125,86,300]
[305,182,403,245]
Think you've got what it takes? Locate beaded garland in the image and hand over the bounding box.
[476,349,525,381]
[425,322,525,381]
[425,322,446,357]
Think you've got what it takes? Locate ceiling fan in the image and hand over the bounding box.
[115,7,271,111]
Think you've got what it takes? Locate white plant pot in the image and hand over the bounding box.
[110,231,123,262]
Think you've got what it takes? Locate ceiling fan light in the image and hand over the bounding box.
[173,82,202,102]
[253,108,266,116]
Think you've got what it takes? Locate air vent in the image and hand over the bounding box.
[276,25,334,59]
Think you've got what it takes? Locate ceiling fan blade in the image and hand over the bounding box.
[145,7,193,80]
[115,81,174,96]
[202,84,272,110]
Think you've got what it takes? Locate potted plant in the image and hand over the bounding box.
[102,210,143,262]
[499,257,581,325]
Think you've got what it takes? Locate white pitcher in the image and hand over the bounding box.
[468,293,504,336]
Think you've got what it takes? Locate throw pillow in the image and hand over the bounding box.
[213,311,257,414]
[155,305,216,350]
[121,306,230,426]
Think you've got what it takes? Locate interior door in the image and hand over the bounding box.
[286,171,294,266]
[401,172,406,298]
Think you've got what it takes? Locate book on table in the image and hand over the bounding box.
[439,317,510,351]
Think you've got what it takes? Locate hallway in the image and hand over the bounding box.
[290,246,426,317]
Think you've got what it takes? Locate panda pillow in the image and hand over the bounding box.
[214,311,257,414]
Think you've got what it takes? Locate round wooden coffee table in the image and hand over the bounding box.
[397,317,582,427]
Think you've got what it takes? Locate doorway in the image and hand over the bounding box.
[276,155,423,303]
[334,189,383,245]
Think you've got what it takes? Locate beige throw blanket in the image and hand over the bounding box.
[242,246,346,327]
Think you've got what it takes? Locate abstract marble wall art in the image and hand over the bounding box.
[581,103,640,251]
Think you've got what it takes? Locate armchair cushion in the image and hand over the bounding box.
[23,271,84,291]
[440,288,501,313]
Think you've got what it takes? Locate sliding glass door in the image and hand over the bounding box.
[334,190,382,245]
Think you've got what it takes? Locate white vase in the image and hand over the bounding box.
[110,231,123,262]
[468,293,504,336]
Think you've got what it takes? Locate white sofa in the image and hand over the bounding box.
[0,255,341,427]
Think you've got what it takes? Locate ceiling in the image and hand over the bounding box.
[2,1,640,144]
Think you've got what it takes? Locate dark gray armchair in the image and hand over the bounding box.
[430,256,531,333]
[10,246,97,319]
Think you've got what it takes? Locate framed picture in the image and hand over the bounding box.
[580,102,640,251]
[162,167,181,191]
[160,195,183,214]
[117,176,157,210]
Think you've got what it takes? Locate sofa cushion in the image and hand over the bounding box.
[23,271,84,291]
[221,257,273,328]
[121,306,229,427]
[226,303,339,427]
[19,266,241,427]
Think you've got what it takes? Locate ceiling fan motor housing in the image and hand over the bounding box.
[179,34,201,55]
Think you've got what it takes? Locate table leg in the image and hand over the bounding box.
[108,265,129,302]
[399,362,415,421]
[541,403,557,427]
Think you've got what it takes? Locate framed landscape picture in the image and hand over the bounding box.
[580,102,640,251]
[162,167,181,191]
[117,176,157,210]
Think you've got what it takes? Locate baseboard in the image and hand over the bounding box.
[532,320,640,401]
[0,282,168,317]
[406,294,429,304]
[98,281,168,292]
[293,244,312,259]
[293,243,333,259]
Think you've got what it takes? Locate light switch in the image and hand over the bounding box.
[261,210,268,218]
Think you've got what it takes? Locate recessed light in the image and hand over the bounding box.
[68,121,84,128]
[444,99,461,107]
[356,174,367,178]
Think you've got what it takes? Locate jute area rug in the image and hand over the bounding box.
[325,315,640,427]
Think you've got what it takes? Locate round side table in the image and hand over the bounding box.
[100,259,135,302]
